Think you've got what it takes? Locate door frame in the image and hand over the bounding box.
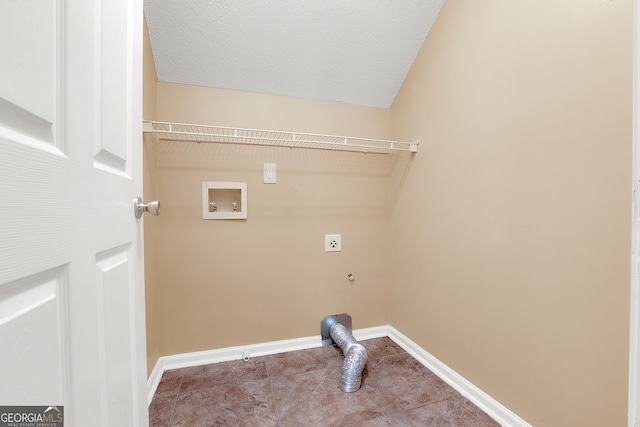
[630,1,640,425]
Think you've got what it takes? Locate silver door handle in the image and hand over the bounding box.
[134,197,160,218]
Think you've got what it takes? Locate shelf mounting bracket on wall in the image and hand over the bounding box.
[143,121,419,154]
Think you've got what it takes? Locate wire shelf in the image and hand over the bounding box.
[143,121,418,154]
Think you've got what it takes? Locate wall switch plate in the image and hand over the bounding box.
[264,163,276,184]
[325,234,342,252]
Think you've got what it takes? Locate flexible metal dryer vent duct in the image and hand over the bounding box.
[321,313,368,393]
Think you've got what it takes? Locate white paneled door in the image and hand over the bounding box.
[0,1,147,426]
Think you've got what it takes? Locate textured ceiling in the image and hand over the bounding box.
[144,1,444,109]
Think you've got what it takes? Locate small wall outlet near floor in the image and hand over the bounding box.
[325,234,342,252]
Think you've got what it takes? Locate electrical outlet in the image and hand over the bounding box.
[264,163,276,184]
[325,234,342,252]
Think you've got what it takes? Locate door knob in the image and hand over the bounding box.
[134,197,160,218]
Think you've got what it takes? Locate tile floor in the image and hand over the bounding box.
[149,337,500,427]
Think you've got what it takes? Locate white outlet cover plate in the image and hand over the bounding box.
[325,234,342,252]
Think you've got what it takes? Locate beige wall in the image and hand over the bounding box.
[389,1,632,426]
[144,2,633,424]
[151,82,394,355]
[143,16,161,376]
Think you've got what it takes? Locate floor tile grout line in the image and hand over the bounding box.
[263,356,284,427]
[404,396,451,413]
[166,376,183,427]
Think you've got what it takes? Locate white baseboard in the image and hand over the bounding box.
[351,325,388,341]
[147,324,529,427]
[386,326,531,427]
[147,357,165,405]
[147,326,387,403]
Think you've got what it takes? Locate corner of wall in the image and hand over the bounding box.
[143,12,161,378]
